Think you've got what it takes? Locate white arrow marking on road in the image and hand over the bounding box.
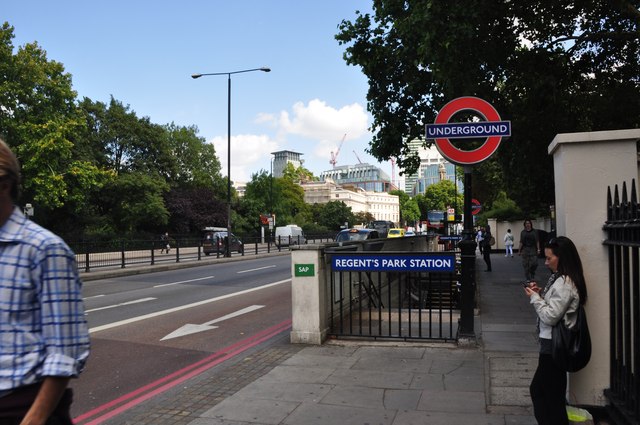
[160,304,265,341]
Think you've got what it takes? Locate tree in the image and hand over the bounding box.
[281,162,318,183]
[100,172,169,234]
[165,187,227,234]
[479,190,523,222]
[336,2,640,214]
[78,97,171,176]
[402,198,421,227]
[314,201,355,231]
[354,211,375,225]
[241,170,275,233]
[422,180,464,213]
[0,23,112,234]
[162,123,226,196]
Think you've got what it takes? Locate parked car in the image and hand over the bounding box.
[275,225,306,248]
[387,228,406,238]
[335,228,380,242]
[202,229,243,255]
[405,229,416,237]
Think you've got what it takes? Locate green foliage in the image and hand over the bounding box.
[281,162,318,183]
[0,23,230,239]
[312,201,355,231]
[241,169,310,234]
[479,191,523,222]
[354,211,375,226]
[390,189,419,225]
[301,222,330,236]
[402,198,421,226]
[165,187,227,234]
[336,1,640,213]
[100,172,170,234]
[422,180,463,213]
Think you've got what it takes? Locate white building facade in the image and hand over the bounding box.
[302,179,399,223]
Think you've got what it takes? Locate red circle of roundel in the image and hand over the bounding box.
[434,97,503,165]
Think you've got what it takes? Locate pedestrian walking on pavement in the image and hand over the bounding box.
[0,139,90,424]
[523,236,588,425]
[161,232,170,254]
[518,219,540,280]
[483,224,493,271]
[504,228,514,257]
[476,227,484,255]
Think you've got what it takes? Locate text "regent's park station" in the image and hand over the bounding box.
[332,254,456,272]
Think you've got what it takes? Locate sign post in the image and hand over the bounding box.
[426,97,510,341]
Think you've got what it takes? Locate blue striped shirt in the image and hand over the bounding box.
[0,207,90,397]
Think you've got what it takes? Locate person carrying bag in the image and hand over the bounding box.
[523,236,590,425]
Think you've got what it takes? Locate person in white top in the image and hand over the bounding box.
[503,228,514,257]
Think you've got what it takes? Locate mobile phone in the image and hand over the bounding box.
[522,281,530,288]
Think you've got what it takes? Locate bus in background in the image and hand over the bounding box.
[426,210,446,234]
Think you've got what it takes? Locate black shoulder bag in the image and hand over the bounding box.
[551,303,591,372]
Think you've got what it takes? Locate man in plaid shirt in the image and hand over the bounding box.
[0,139,90,424]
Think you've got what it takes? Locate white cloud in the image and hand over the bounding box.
[211,99,372,182]
[211,133,278,182]
[272,99,370,163]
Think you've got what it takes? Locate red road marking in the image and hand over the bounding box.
[74,319,292,425]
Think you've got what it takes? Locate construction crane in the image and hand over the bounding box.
[329,133,347,168]
[353,150,363,164]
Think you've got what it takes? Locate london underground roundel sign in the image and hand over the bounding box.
[425,97,511,165]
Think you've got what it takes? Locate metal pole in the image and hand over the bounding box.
[226,74,232,258]
[191,67,270,260]
[457,166,476,340]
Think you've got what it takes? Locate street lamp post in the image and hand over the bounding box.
[192,67,270,257]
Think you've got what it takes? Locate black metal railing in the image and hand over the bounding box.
[603,178,640,425]
[325,249,460,342]
[72,233,335,273]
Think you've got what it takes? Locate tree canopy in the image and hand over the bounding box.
[336,1,640,214]
[0,22,228,239]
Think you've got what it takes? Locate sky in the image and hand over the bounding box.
[4,1,399,184]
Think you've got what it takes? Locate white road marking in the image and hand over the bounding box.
[89,279,290,334]
[83,294,105,300]
[153,275,215,288]
[237,265,276,274]
[85,297,157,313]
[160,305,265,340]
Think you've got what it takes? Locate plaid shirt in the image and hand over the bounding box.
[0,207,90,397]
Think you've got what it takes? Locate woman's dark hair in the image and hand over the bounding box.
[545,236,588,305]
[523,219,533,227]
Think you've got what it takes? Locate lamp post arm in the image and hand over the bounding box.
[192,67,270,79]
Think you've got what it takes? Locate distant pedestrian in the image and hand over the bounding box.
[518,219,540,280]
[0,138,90,424]
[523,236,588,425]
[161,232,170,254]
[476,227,484,255]
[504,228,514,257]
[482,225,492,272]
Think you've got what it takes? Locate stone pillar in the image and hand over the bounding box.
[548,129,640,405]
[290,245,328,344]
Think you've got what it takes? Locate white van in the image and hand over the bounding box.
[275,225,306,248]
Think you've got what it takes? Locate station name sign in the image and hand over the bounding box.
[332,254,455,272]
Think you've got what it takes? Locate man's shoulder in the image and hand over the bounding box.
[15,215,70,252]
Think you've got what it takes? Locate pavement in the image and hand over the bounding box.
[94,251,549,425]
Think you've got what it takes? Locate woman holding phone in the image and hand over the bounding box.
[523,236,588,425]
